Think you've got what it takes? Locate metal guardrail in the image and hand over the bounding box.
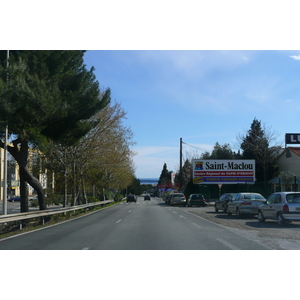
[0,200,114,230]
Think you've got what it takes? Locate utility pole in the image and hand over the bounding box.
[180,137,183,190]
[2,50,9,215]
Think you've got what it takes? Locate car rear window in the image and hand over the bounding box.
[173,194,185,199]
[243,194,265,200]
[192,195,203,199]
[286,194,300,203]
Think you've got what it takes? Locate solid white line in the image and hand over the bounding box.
[116,219,122,223]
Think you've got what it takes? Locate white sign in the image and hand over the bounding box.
[192,159,255,184]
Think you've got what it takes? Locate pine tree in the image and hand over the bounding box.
[0,50,110,211]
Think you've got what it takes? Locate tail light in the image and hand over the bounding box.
[283,204,289,212]
[241,202,251,205]
[203,198,206,202]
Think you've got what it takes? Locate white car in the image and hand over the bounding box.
[258,192,300,226]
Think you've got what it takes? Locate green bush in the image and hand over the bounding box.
[86,196,98,203]
[30,200,39,207]
[114,193,124,202]
[46,193,62,206]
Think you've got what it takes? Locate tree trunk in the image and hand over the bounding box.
[19,167,29,212]
[3,139,47,212]
[22,166,47,210]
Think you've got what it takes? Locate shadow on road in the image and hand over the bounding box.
[245,220,300,229]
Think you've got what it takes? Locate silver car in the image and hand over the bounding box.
[169,193,186,206]
[258,192,300,226]
[227,192,266,218]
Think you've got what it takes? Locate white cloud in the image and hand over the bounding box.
[290,55,300,60]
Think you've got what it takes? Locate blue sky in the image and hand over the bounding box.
[83,50,300,179]
[5,1,300,181]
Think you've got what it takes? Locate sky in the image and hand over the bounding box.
[83,50,300,179]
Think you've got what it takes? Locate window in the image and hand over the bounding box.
[274,194,282,204]
[286,194,300,203]
[267,194,275,205]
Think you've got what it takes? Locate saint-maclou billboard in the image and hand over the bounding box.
[192,159,255,184]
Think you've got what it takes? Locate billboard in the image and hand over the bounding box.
[192,159,255,184]
[285,133,300,145]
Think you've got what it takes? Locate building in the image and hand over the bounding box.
[269,147,300,192]
[0,146,54,201]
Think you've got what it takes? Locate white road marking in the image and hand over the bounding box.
[172,211,177,214]
[128,210,131,213]
[179,215,186,219]
[192,223,202,229]
[116,219,122,224]
[82,247,89,250]
[216,238,241,250]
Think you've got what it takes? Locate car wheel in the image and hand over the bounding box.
[236,208,242,218]
[227,208,232,216]
[277,213,286,226]
[257,211,265,222]
[215,205,219,212]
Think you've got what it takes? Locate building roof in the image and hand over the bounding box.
[279,147,300,159]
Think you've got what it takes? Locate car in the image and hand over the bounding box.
[127,194,137,203]
[144,195,151,201]
[227,192,266,218]
[258,192,300,226]
[8,196,21,202]
[187,194,206,207]
[169,193,186,206]
[29,195,38,201]
[215,193,237,213]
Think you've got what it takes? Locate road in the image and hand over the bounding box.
[1,196,299,250]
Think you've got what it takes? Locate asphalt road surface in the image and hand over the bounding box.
[1,196,298,250]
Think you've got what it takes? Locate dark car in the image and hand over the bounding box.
[215,193,237,213]
[8,196,21,202]
[144,195,151,201]
[127,194,137,203]
[187,194,206,207]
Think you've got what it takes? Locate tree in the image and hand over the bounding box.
[199,142,239,159]
[0,51,110,211]
[175,158,192,188]
[238,118,279,184]
[44,100,136,204]
[158,163,172,187]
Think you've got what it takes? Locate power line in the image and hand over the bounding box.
[182,141,207,152]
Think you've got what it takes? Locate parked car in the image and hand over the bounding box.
[8,196,21,202]
[258,192,300,226]
[187,194,206,207]
[127,194,137,203]
[144,195,151,201]
[227,192,266,217]
[215,193,237,213]
[169,193,186,206]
